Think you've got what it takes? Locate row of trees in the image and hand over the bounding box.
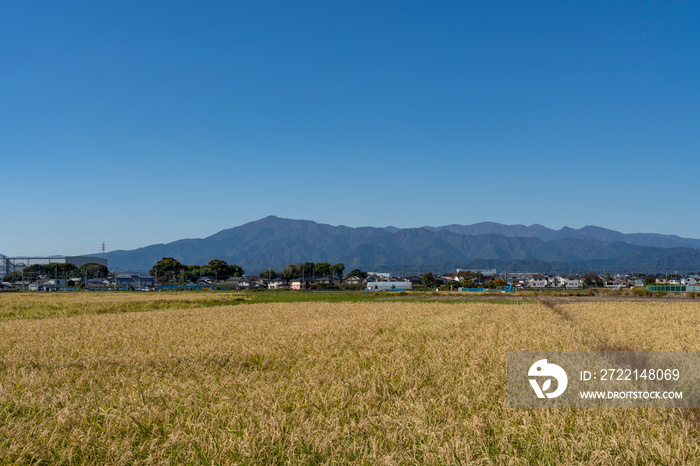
[3,263,109,282]
[149,258,244,283]
[259,262,346,280]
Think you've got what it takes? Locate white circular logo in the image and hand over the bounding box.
[528,359,568,398]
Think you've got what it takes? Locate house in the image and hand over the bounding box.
[549,275,566,288]
[314,275,337,285]
[681,276,698,286]
[290,278,314,290]
[344,276,363,285]
[115,274,155,288]
[565,275,581,289]
[250,278,269,289]
[268,278,289,290]
[527,274,548,288]
[35,279,65,291]
[87,278,110,287]
[406,275,423,285]
[223,277,250,288]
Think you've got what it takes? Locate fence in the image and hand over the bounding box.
[459,286,515,293]
[645,285,700,292]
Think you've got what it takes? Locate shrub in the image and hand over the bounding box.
[632,287,652,297]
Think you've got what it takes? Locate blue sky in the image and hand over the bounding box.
[2,1,699,256]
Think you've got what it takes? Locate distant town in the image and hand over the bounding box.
[2,255,698,293]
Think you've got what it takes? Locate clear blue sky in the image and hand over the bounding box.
[2,1,699,256]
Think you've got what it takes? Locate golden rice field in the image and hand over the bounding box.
[0,292,699,464]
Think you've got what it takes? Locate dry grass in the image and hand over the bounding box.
[550,300,700,351]
[0,294,698,463]
[0,292,248,321]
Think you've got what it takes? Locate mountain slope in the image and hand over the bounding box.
[101,216,700,274]
[429,222,700,249]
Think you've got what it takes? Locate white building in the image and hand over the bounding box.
[366,281,412,291]
[549,275,566,288]
[565,275,581,289]
[268,279,290,290]
[527,274,548,288]
[682,276,698,286]
[457,268,497,276]
[366,272,392,280]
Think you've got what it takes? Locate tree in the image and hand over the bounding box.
[422,272,438,288]
[582,272,603,287]
[278,261,340,279]
[150,257,185,282]
[2,270,23,282]
[492,278,506,287]
[207,259,230,279]
[302,262,315,276]
[346,269,367,279]
[330,263,345,278]
[314,262,332,277]
[455,270,484,281]
[184,265,201,283]
[199,266,214,278]
[78,263,109,279]
[260,269,278,279]
[23,263,78,279]
[227,264,244,277]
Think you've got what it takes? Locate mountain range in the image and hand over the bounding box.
[90,216,700,275]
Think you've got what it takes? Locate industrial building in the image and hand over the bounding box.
[0,256,108,277]
[365,281,412,291]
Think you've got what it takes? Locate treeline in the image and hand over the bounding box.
[3,263,108,282]
[259,262,345,279]
[150,257,244,283]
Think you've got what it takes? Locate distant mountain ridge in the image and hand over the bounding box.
[100,216,700,274]
[426,222,700,250]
